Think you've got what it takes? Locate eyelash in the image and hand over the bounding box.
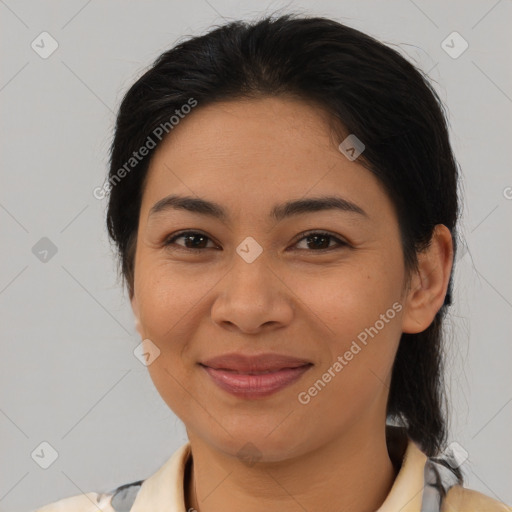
[163,230,349,253]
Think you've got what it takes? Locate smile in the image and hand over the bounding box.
[200,364,313,399]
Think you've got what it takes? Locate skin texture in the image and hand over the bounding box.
[130,97,453,512]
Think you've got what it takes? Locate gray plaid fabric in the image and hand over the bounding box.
[108,480,143,512]
[421,458,462,512]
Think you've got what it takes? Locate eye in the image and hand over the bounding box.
[164,231,218,252]
[292,230,348,252]
[164,230,348,253]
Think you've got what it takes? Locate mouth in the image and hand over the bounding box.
[198,353,313,399]
[200,352,312,372]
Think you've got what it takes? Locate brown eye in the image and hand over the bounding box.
[163,230,348,253]
[164,231,217,251]
[293,231,348,251]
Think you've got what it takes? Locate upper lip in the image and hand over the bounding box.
[200,353,312,372]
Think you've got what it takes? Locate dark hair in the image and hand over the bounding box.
[106,13,459,458]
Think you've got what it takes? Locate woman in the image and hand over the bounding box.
[34,13,511,512]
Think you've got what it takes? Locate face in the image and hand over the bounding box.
[131,96,411,461]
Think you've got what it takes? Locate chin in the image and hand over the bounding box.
[200,424,311,464]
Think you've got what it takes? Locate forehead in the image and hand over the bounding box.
[148,96,342,172]
[139,97,394,224]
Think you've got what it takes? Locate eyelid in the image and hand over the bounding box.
[291,229,348,248]
[163,230,219,251]
[294,229,348,245]
[164,229,349,252]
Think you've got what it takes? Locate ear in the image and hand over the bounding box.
[401,224,454,334]
[131,294,144,338]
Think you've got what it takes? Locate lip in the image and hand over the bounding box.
[199,353,313,399]
[201,352,312,372]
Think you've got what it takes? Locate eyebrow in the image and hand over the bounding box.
[148,194,368,222]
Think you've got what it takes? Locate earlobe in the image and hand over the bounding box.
[401,224,454,334]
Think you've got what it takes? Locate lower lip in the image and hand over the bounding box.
[201,364,312,399]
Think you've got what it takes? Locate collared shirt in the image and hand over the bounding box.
[33,438,511,512]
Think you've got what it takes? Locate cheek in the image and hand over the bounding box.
[135,257,208,341]
[134,260,201,402]
[295,258,404,389]
[296,278,403,427]
[136,267,201,416]
[145,355,198,426]
[296,259,402,338]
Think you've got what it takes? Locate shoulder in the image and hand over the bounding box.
[32,480,143,512]
[31,442,190,512]
[398,434,511,512]
[442,485,512,512]
[31,491,114,512]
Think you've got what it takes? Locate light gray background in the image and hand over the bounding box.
[1,1,511,511]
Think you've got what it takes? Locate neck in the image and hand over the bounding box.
[184,424,398,512]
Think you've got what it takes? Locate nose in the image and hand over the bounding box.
[210,252,294,334]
